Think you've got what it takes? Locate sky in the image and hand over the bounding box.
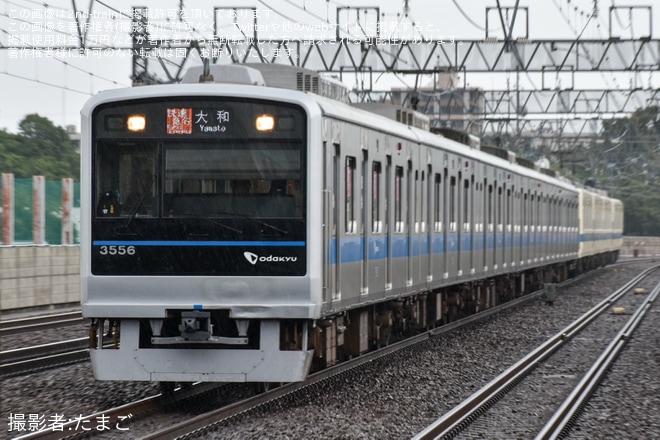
[0,0,658,134]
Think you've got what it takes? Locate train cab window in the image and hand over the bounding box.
[162,145,303,219]
[345,156,356,233]
[395,166,404,233]
[94,143,158,218]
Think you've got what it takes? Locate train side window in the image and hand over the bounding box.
[345,156,356,234]
[395,166,404,233]
[372,162,382,233]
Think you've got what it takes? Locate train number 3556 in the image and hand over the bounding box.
[98,245,136,256]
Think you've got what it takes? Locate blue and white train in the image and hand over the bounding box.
[80,63,623,386]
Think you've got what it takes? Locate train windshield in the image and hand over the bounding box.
[94,141,303,220]
[90,97,307,276]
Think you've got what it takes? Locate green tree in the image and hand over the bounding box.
[0,115,80,243]
[595,106,660,236]
[0,114,79,180]
[476,107,660,236]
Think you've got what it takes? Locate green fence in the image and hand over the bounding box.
[0,178,81,244]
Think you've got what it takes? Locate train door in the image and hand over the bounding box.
[447,165,458,279]
[502,184,511,268]
[534,192,543,262]
[343,153,359,299]
[530,190,537,264]
[442,167,450,280]
[323,141,341,303]
[415,167,429,285]
[407,162,414,286]
[393,163,406,290]
[322,140,330,303]
[527,188,533,266]
[512,185,521,268]
[544,192,550,263]
[479,175,488,276]
[369,157,385,296]
[523,188,530,266]
[426,164,433,285]
[460,174,472,278]
[519,188,525,267]
[457,168,463,279]
[332,144,342,301]
[548,194,557,260]
[493,184,504,271]
[484,179,492,274]
[432,168,445,283]
[361,150,369,296]
[513,185,519,268]
[386,157,392,290]
[410,159,426,289]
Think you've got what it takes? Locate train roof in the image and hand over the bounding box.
[310,93,580,194]
[83,65,610,199]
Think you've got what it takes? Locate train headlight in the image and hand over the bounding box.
[127,115,146,132]
[255,114,275,131]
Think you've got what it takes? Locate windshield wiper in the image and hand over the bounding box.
[122,174,157,229]
[176,214,244,235]
[209,211,289,236]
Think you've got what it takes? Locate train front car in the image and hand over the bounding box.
[80,84,322,384]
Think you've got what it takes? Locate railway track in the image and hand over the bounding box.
[537,279,660,439]
[1,309,90,377]
[0,338,90,377]
[7,261,654,439]
[12,272,577,439]
[413,264,660,440]
[0,311,84,337]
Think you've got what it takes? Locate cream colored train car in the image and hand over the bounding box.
[578,188,623,268]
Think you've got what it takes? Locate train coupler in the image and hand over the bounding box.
[151,310,249,345]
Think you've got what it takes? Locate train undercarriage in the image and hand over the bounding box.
[88,252,619,387]
[306,252,618,371]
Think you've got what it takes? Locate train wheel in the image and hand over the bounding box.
[254,382,282,394]
[159,381,176,395]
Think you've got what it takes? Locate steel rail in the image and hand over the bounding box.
[1,348,90,377]
[0,311,84,336]
[12,382,226,440]
[10,262,646,439]
[536,280,660,440]
[412,264,660,440]
[125,274,598,440]
[1,338,88,365]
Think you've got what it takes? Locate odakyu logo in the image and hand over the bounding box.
[243,251,298,265]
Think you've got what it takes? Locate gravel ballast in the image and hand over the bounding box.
[1,262,657,439]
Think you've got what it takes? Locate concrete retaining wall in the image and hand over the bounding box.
[621,236,660,258]
[0,237,658,313]
[0,245,79,312]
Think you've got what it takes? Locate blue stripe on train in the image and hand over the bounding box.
[329,231,618,264]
